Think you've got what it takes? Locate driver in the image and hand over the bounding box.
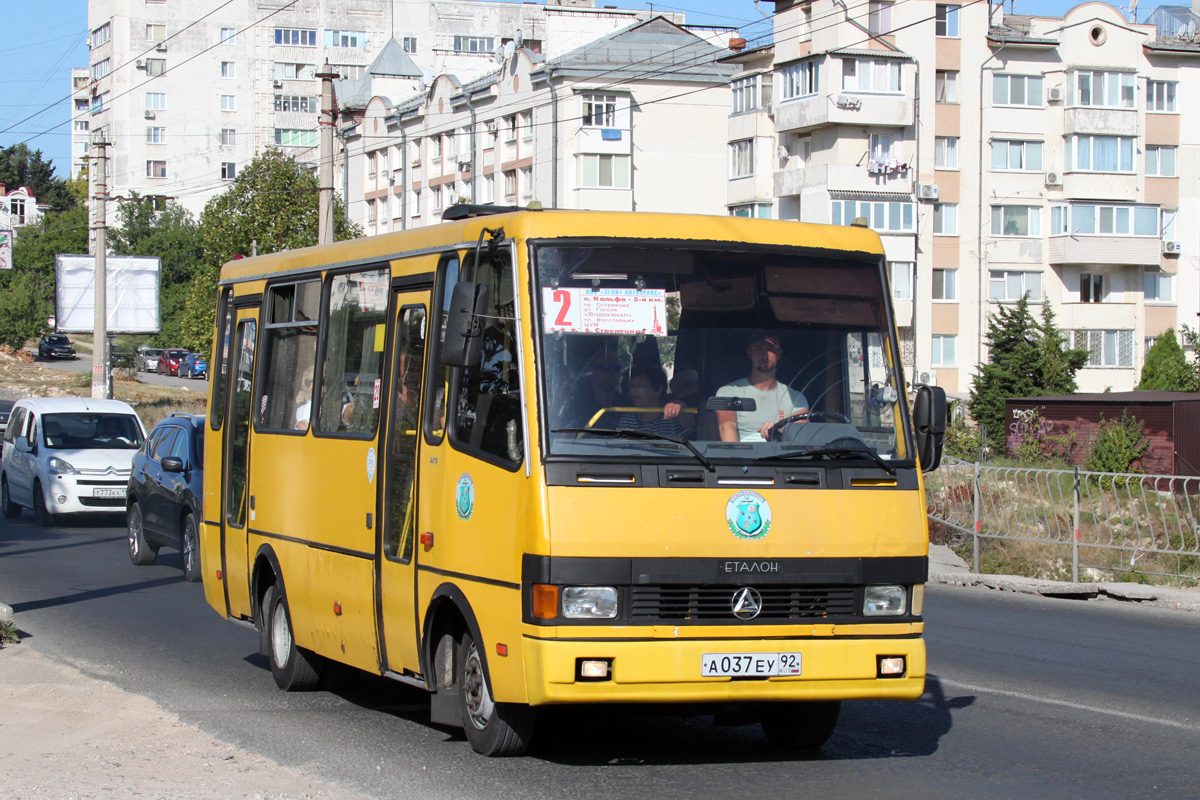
[716,333,808,442]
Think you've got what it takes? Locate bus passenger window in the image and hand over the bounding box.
[424,255,460,444]
[317,268,390,436]
[257,280,320,432]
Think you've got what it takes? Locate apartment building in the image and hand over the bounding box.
[345,17,735,233]
[80,0,682,215]
[733,0,1199,396]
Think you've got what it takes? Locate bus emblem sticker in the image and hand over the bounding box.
[366,447,377,484]
[726,491,772,540]
[456,473,475,520]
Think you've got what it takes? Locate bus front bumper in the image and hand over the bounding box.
[521,635,925,705]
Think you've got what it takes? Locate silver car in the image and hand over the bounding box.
[137,347,163,372]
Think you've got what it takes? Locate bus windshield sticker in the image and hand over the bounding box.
[455,473,475,520]
[725,491,772,540]
[542,287,667,336]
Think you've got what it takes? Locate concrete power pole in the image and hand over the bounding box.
[90,133,109,400]
[316,62,339,246]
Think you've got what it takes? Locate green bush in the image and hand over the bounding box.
[1086,410,1150,475]
[943,419,982,461]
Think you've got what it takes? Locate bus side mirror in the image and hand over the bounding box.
[912,384,947,472]
[442,281,490,369]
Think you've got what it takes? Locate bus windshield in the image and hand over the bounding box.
[535,242,908,463]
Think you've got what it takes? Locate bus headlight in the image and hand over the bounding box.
[863,585,906,616]
[561,586,618,619]
[48,457,77,475]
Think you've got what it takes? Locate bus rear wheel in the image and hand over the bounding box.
[264,584,323,691]
[457,631,535,757]
[759,700,841,749]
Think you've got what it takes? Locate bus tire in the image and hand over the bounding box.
[127,501,157,565]
[181,513,201,582]
[264,584,323,691]
[1,476,21,519]
[759,700,841,749]
[457,630,535,757]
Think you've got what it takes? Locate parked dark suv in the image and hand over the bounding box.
[38,334,76,359]
[126,413,204,581]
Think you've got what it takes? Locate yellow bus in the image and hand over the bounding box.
[200,206,947,757]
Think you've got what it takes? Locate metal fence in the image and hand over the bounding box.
[925,457,1200,583]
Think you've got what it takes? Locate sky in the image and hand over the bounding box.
[0,0,1176,183]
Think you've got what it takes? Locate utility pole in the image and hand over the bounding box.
[316,62,339,246]
[90,132,110,399]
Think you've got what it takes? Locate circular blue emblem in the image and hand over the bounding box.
[725,490,772,540]
[455,473,475,520]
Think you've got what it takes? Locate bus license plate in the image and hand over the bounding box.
[93,488,123,498]
[702,653,802,677]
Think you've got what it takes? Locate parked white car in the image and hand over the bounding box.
[1,398,146,525]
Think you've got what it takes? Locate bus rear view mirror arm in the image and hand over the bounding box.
[912,384,947,472]
[442,281,491,369]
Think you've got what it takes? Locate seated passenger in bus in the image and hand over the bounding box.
[294,367,314,430]
[616,364,685,437]
[716,333,808,442]
[668,365,700,439]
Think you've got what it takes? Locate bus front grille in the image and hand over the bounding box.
[630,585,857,621]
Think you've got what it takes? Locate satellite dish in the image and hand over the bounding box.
[503,41,516,59]
[515,29,524,48]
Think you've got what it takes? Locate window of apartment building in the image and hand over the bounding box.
[1145,336,1158,354]
[1051,204,1160,236]
[991,139,1042,171]
[934,136,958,169]
[931,334,956,366]
[326,30,367,49]
[1147,80,1177,112]
[890,262,914,300]
[520,166,533,199]
[932,268,957,301]
[1067,135,1134,172]
[410,189,422,218]
[92,59,111,81]
[220,28,236,45]
[935,4,960,37]
[780,60,820,100]
[991,205,1040,237]
[729,203,772,218]
[1073,329,1133,368]
[520,111,533,141]
[868,0,893,35]
[9,198,25,224]
[933,203,958,235]
[274,63,315,80]
[145,58,166,77]
[432,185,443,212]
[730,139,754,178]
[91,92,109,114]
[367,199,377,228]
[935,70,958,103]
[74,120,89,131]
[453,36,494,53]
[76,98,89,112]
[1162,209,1177,240]
[504,170,518,200]
[220,128,236,146]
[732,74,768,113]
[993,74,1043,107]
[221,162,236,180]
[146,92,166,110]
[842,58,901,93]
[1075,70,1135,108]
[275,128,317,147]
[92,22,111,47]
[581,94,617,127]
[869,133,895,161]
[781,135,811,165]
[989,270,1041,301]
[1146,145,1177,177]
[146,127,166,144]
[146,160,167,178]
[402,37,417,53]
[831,198,914,231]
[1144,270,1173,303]
[481,173,495,204]
[275,28,316,46]
[1080,272,1105,303]
[147,24,166,42]
[366,151,377,182]
[334,64,366,80]
[578,154,630,189]
[274,95,317,112]
[221,61,236,78]
[432,136,444,161]
[221,95,236,111]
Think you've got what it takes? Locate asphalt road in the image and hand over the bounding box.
[2,513,1198,800]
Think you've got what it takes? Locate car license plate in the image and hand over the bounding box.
[93,488,123,498]
[702,652,802,677]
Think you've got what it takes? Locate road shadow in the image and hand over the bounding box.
[8,575,184,613]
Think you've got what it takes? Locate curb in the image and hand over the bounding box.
[930,571,1200,612]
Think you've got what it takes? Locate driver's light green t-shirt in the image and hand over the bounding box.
[716,379,808,442]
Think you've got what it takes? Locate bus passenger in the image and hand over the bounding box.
[716,333,808,442]
[294,367,314,430]
[617,365,684,437]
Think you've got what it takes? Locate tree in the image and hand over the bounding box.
[0,144,76,212]
[0,204,90,349]
[1138,328,1199,391]
[968,294,1089,444]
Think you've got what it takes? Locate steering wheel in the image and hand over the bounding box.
[766,410,852,441]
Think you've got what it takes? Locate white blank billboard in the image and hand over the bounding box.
[55,254,161,335]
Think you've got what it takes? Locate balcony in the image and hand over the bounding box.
[1048,235,1160,266]
[775,160,911,198]
[1064,107,1137,137]
[774,92,912,134]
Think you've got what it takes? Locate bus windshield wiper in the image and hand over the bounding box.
[763,445,896,475]
[552,428,715,472]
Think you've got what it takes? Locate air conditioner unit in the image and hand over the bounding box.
[135,59,146,70]
[1044,171,1062,185]
[918,369,937,385]
[143,110,156,119]
[1163,240,1181,254]
[155,43,167,52]
[1048,86,1064,102]
[835,94,862,110]
[917,183,939,200]
[273,80,283,88]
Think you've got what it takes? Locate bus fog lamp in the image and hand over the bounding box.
[579,659,610,679]
[562,586,618,619]
[863,585,906,616]
[878,656,906,676]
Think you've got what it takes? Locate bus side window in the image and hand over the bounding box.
[424,254,460,444]
[256,280,321,433]
[316,268,390,436]
[210,289,233,431]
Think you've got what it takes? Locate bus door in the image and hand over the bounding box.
[221,308,258,620]
[377,292,428,674]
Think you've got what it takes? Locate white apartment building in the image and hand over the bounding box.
[345,17,736,233]
[732,0,1200,397]
[81,0,684,215]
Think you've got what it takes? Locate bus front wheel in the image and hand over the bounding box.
[458,631,536,756]
[264,584,323,691]
[759,700,841,749]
